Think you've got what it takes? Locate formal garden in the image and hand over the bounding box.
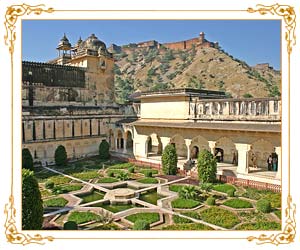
[22,141,281,231]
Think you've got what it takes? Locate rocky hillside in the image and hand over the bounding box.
[111,43,280,103]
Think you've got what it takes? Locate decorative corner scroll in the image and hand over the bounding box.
[247,3,296,54]
[4,3,54,54]
[247,195,296,246]
[4,195,54,245]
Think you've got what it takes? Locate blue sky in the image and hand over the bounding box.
[22,20,281,69]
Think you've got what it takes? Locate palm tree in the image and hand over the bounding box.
[179,185,200,200]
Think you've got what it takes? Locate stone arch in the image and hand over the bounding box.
[190,135,209,158]
[251,139,274,169]
[215,137,237,163]
[116,129,124,149]
[125,130,133,151]
[146,133,162,156]
[170,134,187,158]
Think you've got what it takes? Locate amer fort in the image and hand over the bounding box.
[22,33,282,230]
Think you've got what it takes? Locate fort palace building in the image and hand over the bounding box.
[22,33,281,186]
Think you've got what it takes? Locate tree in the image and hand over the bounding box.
[99,139,110,160]
[162,144,178,175]
[54,145,67,167]
[22,148,33,171]
[22,169,43,230]
[197,149,217,183]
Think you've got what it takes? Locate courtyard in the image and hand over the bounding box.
[36,156,281,231]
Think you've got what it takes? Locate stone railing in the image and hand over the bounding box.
[189,97,281,121]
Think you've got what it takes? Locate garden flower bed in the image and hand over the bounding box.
[171,198,201,209]
[222,198,253,209]
[43,197,68,207]
[125,212,160,224]
[67,211,102,224]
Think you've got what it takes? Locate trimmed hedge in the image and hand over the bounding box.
[22,148,34,171]
[45,181,54,189]
[99,140,110,160]
[206,197,216,206]
[197,149,217,183]
[108,162,133,169]
[171,198,201,209]
[63,221,78,230]
[223,199,253,209]
[162,144,178,175]
[139,169,158,176]
[256,199,271,213]
[54,145,68,167]
[51,184,83,194]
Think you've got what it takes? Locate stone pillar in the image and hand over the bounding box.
[275,147,281,179]
[185,139,192,160]
[123,138,127,153]
[114,138,118,150]
[235,143,251,174]
[208,141,216,155]
[160,137,171,151]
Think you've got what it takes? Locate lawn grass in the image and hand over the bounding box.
[51,184,83,194]
[274,209,281,219]
[212,184,236,193]
[106,169,126,177]
[162,223,213,230]
[107,162,133,169]
[125,212,160,224]
[222,199,253,209]
[97,177,119,183]
[173,215,193,224]
[48,175,71,185]
[241,188,281,208]
[71,171,99,181]
[199,207,240,229]
[171,198,201,209]
[98,204,136,213]
[169,185,185,193]
[137,177,158,184]
[77,191,105,204]
[68,211,102,224]
[139,190,163,205]
[236,221,281,230]
[43,197,68,207]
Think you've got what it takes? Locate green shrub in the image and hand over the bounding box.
[162,144,178,175]
[22,169,43,230]
[197,149,217,183]
[125,213,160,224]
[99,140,110,160]
[107,171,114,177]
[173,215,193,224]
[226,189,235,197]
[162,223,213,230]
[63,221,78,230]
[236,221,281,230]
[256,199,271,213]
[116,171,129,181]
[68,211,102,224]
[171,198,200,209]
[45,181,54,189]
[223,199,253,209]
[137,177,158,184]
[44,197,68,207]
[206,197,216,206]
[145,171,152,177]
[72,171,99,181]
[22,148,34,171]
[169,185,184,193]
[212,184,236,193]
[133,220,150,230]
[54,145,68,167]
[97,177,119,183]
[199,207,240,229]
[179,185,200,200]
[128,167,135,173]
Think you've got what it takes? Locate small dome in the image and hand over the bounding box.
[83,33,106,51]
[57,33,71,50]
[75,36,83,47]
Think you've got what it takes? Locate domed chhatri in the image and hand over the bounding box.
[57,33,72,50]
[84,33,107,51]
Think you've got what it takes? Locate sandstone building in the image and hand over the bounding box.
[22,33,281,186]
